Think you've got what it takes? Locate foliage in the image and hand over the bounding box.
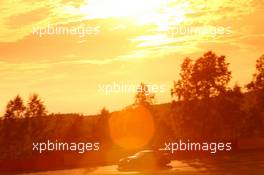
[134,82,155,106]
[172,51,231,101]
[25,94,47,118]
[247,55,264,90]
[4,94,47,119]
[4,95,25,118]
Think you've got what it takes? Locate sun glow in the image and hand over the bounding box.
[80,0,166,18]
[76,0,187,26]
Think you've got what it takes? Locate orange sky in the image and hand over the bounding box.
[0,0,263,115]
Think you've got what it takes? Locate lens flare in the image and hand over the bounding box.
[109,106,155,150]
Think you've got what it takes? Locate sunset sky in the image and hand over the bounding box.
[0,0,263,115]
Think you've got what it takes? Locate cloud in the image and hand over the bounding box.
[5,8,50,29]
[0,18,145,62]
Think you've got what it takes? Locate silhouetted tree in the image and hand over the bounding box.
[4,95,25,118]
[97,107,110,143]
[171,57,194,101]
[134,82,155,106]
[246,55,264,136]
[229,83,243,97]
[172,51,231,100]
[100,107,110,117]
[247,55,264,91]
[216,83,245,140]
[25,94,47,118]
[171,51,233,140]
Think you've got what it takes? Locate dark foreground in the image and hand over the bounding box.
[17,151,264,175]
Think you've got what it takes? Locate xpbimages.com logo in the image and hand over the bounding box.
[32,140,100,154]
[32,24,100,37]
[98,82,167,95]
[160,140,232,154]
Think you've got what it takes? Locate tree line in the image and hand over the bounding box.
[2,51,263,143]
[134,51,263,107]
[3,94,47,118]
[0,51,263,168]
[2,51,263,120]
[133,51,264,143]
